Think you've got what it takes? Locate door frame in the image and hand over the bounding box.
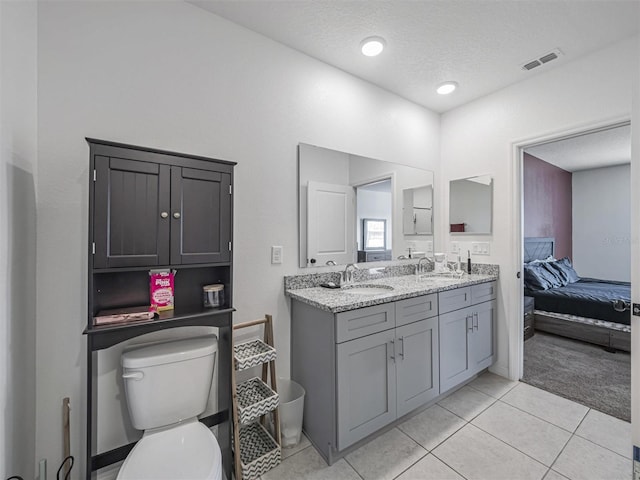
[508,115,631,381]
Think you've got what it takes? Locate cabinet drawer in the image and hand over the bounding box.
[438,287,471,315]
[336,303,396,343]
[471,281,497,304]
[395,294,438,327]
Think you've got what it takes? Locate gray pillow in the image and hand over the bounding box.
[548,257,580,284]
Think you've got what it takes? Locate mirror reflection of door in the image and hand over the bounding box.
[356,179,392,262]
[307,181,355,266]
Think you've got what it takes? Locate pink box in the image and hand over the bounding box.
[149,269,175,312]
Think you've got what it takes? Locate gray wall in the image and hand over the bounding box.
[572,164,631,281]
[0,1,38,477]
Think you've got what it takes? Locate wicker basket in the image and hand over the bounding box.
[234,339,277,371]
[237,422,281,480]
[237,377,279,424]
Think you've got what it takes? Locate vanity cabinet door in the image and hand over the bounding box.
[439,306,473,393]
[469,300,496,374]
[396,317,439,417]
[336,329,397,450]
[94,156,171,268]
[170,167,232,264]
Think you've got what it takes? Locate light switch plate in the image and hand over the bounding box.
[271,246,283,264]
[472,242,490,255]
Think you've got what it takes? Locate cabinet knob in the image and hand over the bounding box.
[160,212,169,219]
[173,212,181,219]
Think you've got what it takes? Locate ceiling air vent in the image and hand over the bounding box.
[521,48,563,71]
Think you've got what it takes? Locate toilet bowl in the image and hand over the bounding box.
[116,335,222,480]
[117,419,221,480]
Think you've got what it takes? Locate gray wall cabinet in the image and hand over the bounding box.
[291,282,494,465]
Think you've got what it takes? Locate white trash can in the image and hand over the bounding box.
[278,378,305,447]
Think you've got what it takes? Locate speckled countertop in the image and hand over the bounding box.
[285,273,498,313]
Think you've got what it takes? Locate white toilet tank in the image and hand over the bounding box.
[122,335,218,431]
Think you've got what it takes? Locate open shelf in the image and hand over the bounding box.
[85,307,234,350]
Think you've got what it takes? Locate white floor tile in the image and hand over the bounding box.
[543,470,569,480]
[432,424,548,480]
[437,385,496,421]
[262,445,360,480]
[468,371,518,398]
[345,428,427,480]
[395,454,464,480]
[575,409,632,459]
[398,404,466,451]
[281,433,312,459]
[501,383,588,432]
[472,401,571,466]
[552,435,631,480]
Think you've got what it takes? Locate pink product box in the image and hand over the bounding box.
[149,269,175,312]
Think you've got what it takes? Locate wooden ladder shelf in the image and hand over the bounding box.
[231,315,281,480]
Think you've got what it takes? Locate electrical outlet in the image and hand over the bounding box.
[451,242,460,254]
[426,241,433,252]
[271,246,283,264]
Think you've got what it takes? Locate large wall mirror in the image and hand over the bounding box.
[298,143,434,268]
[449,175,493,234]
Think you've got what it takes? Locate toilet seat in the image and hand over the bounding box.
[117,419,222,480]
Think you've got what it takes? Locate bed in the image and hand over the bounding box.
[523,237,631,351]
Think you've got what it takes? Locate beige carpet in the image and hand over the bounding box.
[522,331,630,422]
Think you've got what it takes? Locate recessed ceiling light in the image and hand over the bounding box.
[361,36,386,57]
[436,81,458,95]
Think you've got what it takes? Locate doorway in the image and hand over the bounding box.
[511,120,631,420]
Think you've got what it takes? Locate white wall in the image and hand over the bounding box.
[36,1,440,474]
[440,36,638,379]
[0,1,38,477]
[572,164,631,281]
[630,31,640,461]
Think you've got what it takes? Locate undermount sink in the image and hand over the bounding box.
[341,284,394,295]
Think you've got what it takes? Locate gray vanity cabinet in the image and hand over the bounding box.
[439,282,496,393]
[291,292,439,463]
[336,329,397,449]
[395,316,439,417]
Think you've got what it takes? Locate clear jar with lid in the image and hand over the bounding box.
[203,284,224,308]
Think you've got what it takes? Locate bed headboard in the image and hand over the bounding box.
[524,237,555,263]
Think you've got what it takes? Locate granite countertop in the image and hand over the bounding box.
[285,273,498,313]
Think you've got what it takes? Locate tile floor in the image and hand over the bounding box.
[262,372,632,480]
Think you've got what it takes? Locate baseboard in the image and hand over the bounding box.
[489,362,509,379]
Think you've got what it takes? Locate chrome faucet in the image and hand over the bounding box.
[416,256,434,275]
[341,263,359,286]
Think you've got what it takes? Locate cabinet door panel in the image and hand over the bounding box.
[336,330,396,450]
[439,307,472,393]
[171,167,231,264]
[94,156,170,268]
[470,300,495,373]
[396,317,439,417]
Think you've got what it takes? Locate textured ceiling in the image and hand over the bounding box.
[525,124,631,172]
[190,0,640,113]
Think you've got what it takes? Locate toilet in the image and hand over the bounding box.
[117,335,223,480]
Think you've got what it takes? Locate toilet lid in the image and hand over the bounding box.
[117,421,222,480]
